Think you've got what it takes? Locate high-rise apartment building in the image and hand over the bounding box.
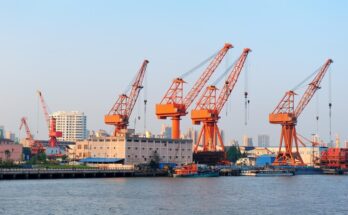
[51,111,87,141]
[258,134,270,147]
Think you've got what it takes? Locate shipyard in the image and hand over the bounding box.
[1,45,346,178]
[1,1,348,215]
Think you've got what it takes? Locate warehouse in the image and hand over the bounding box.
[71,134,193,166]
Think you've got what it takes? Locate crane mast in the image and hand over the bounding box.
[156,43,233,139]
[105,60,149,136]
[269,59,333,166]
[191,48,251,152]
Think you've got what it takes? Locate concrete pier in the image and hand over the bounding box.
[0,168,167,180]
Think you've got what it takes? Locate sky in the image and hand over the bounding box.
[0,0,347,146]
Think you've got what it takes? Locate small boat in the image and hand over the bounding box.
[241,169,294,177]
[240,170,257,176]
[256,169,295,177]
[173,164,219,178]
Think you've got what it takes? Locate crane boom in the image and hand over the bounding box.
[295,59,333,118]
[37,90,50,128]
[216,48,251,113]
[156,43,232,139]
[125,59,148,117]
[183,43,233,108]
[20,117,34,141]
[105,60,149,136]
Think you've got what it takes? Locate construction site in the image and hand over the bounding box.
[2,42,346,176]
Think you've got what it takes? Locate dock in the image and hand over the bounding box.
[0,168,167,180]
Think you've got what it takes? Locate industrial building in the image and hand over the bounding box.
[0,139,23,162]
[240,146,324,166]
[71,133,193,166]
[50,111,87,142]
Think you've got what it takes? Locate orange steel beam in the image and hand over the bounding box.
[156,43,233,139]
[269,59,333,166]
[294,59,333,118]
[105,60,149,136]
[191,48,251,152]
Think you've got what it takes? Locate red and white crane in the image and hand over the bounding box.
[37,90,62,148]
[191,48,251,152]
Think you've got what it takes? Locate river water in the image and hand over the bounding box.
[0,176,347,215]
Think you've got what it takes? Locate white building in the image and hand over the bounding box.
[258,134,270,147]
[51,111,87,142]
[72,134,193,166]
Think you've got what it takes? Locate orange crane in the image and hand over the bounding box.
[37,90,62,148]
[156,43,233,139]
[19,117,44,155]
[269,59,333,166]
[191,48,251,152]
[105,60,149,136]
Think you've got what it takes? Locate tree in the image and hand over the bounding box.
[226,145,243,163]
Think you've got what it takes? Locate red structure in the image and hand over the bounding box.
[321,148,348,169]
[37,91,62,148]
[191,48,251,153]
[19,117,45,155]
[269,59,333,166]
[104,60,149,136]
[156,43,233,139]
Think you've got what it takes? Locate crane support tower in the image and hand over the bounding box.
[19,117,45,155]
[37,90,62,148]
[156,43,233,139]
[191,48,251,153]
[269,59,333,166]
[105,60,149,136]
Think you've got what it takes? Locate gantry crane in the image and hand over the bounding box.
[37,90,62,148]
[156,43,233,139]
[269,59,333,166]
[105,60,149,136]
[191,48,251,152]
[19,117,44,155]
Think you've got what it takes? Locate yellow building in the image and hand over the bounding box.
[70,135,193,166]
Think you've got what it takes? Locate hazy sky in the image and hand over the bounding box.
[1,0,347,146]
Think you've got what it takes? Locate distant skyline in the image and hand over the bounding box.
[1,1,347,145]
